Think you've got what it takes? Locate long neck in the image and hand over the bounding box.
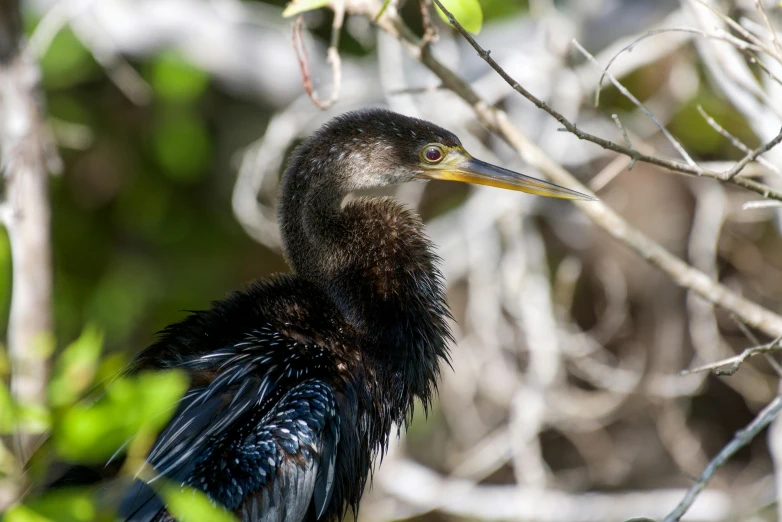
[278,165,451,421]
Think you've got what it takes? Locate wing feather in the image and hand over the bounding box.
[120,330,339,522]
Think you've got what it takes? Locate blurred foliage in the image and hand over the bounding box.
[53,370,188,463]
[433,0,484,34]
[1,326,192,519]
[161,485,239,522]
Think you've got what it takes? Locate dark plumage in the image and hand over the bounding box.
[114,108,593,521]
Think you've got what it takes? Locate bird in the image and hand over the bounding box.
[118,108,594,521]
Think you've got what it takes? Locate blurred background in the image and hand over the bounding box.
[4,0,782,520]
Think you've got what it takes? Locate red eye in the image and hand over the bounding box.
[424,147,443,163]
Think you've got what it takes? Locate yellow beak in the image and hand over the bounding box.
[418,150,597,201]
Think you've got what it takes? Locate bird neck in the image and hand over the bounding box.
[278,173,451,421]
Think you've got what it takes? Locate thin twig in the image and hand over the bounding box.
[611,114,636,170]
[388,83,445,95]
[291,2,344,110]
[574,39,696,167]
[291,17,315,103]
[580,39,782,181]
[595,27,771,107]
[681,336,782,375]
[363,0,782,337]
[720,127,782,180]
[729,314,782,377]
[697,105,781,175]
[418,0,437,50]
[394,0,782,202]
[693,0,779,62]
[0,0,56,503]
[662,394,782,522]
[754,0,782,60]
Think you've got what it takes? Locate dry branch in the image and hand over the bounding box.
[292,0,345,110]
[662,393,782,522]
[682,336,782,376]
[388,2,782,201]
[0,0,56,465]
[358,0,782,338]
[375,456,733,522]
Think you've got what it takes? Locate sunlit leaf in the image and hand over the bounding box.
[434,0,483,34]
[49,325,104,407]
[22,489,97,522]
[15,403,51,434]
[161,484,239,522]
[53,370,188,463]
[0,386,50,435]
[0,385,12,434]
[134,371,190,423]
[0,439,16,476]
[2,505,54,522]
[151,52,210,104]
[0,349,8,378]
[282,0,330,18]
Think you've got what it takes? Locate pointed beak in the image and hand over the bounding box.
[418,150,597,201]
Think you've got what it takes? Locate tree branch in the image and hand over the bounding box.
[681,336,782,376]
[356,0,782,338]
[0,0,56,464]
[662,394,782,522]
[411,1,782,201]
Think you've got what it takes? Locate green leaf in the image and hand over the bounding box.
[0,384,13,433]
[281,0,330,18]
[2,505,54,522]
[0,385,50,435]
[21,490,97,522]
[434,0,483,34]
[53,370,188,463]
[49,325,104,407]
[15,403,51,434]
[161,485,239,522]
[150,52,209,104]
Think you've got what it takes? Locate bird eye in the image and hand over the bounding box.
[423,146,444,163]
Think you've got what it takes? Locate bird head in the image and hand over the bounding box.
[299,108,595,201]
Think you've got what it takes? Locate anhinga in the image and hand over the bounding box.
[119,109,593,521]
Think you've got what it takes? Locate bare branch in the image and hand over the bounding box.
[595,27,782,94]
[363,0,782,338]
[692,0,777,60]
[662,394,782,522]
[0,0,56,482]
[611,114,636,170]
[720,127,782,180]
[390,0,782,201]
[418,0,437,50]
[575,38,782,182]
[696,105,781,175]
[291,1,344,110]
[375,455,733,522]
[572,39,696,167]
[681,336,782,376]
[754,0,782,60]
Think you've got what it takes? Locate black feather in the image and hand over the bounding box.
[111,110,457,521]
